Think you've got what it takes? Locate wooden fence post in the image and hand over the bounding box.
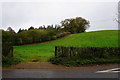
[11,47,14,57]
[55,46,57,56]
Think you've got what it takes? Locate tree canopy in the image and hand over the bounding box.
[28,26,34,30]
[61,17,90,34]
[6,27,16,33]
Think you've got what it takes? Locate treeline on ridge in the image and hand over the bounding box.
[3,25,71,46]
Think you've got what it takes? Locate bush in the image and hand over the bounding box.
[2,56,21,67]
[56,32,71,38]
[2,30,22,67]
[50,46,120,66]
[55,46,120,59]
[17,29,58,45]
[2,30,15,57]
[50,57,120,66]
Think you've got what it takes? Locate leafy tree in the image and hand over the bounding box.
[6,27,16,33]
[43,25,46,30]
[17,28,24,33]
[55,24,62,33]
[61,17,90,34]
[28,26,34,30]
[39,26,43,29]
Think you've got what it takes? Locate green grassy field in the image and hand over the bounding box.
[14,30,119,62]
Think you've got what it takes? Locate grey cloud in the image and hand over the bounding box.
[1,2,118,32]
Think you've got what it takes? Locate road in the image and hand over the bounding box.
[2,64,120,78]
[2,69,119,78]
[3,67,118,78]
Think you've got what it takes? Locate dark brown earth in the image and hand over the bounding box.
[2,62,119,70]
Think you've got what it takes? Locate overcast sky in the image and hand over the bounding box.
[0,0,119,32]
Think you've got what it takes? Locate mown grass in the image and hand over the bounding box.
[14,30,119,62]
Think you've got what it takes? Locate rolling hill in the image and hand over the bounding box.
[14,30,119,62]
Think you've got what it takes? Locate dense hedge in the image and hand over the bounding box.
[2,31,15,57]
[15,29,70,45]
[55,46,120,58]
[2,30,20,67]
[16,29,55,45]
[50,46,120,66]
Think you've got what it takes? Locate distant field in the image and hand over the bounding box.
[14,30,119,62]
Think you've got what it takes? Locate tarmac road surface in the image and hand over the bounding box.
[2,63,120,78]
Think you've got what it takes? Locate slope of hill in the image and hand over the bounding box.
[14,30,119,62]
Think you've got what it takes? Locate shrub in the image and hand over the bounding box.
[2,30,15,57]
[55,46,120,59]
[2,56,21,67]
[17,29,58,45]
[56,32,71,38]
[50,46,120,66]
